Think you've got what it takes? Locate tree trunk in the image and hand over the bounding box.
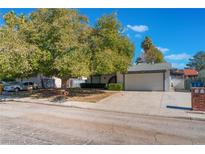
[91,75,93,83]
[61,78,68,89]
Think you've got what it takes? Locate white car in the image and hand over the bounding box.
[4,81,23,92]
[3,81,38,92]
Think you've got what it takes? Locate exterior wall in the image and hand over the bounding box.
[117,72,123,83]
[53,77,62,88]
[86,76,100,83]
[87,74,115,84]
[165,70,171,91]
[171,75,185,90]
[68,78,86,88]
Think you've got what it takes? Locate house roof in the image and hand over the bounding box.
[183,69,198,76]
[128,63,171,73]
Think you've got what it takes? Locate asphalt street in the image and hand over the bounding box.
[1,101,205,144]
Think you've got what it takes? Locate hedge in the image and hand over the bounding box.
[80,83,106,89]
[107,83,123,91]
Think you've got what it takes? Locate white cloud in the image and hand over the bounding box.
[135,34,142,38]
[165,53,191,60]
[157,46,170,53]
[171,63,186,68]
[127,25,149,33]
[121,27,128,33]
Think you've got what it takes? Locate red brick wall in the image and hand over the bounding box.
[192,88,205,111]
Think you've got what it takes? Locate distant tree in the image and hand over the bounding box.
[141,36,153,54]
[135,57,143,64]
[144,46,164,63]
[141,37,164,63]
[186,51,205,71]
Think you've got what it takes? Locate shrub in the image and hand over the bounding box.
[107,83,123,91]
[80,83,106,89]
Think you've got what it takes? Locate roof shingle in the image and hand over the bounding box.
[183,69,198,76]
[128,63,171,72]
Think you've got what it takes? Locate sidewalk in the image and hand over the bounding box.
[1,91,204,121]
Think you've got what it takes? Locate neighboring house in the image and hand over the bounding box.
[117,63,171,91]
[170,69,199,90]
[183,69,198,79]
[170,69,184,90]
[17,75,86,89]
[87,63,171,91]
[17,74,62,88]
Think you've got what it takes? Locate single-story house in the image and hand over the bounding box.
[183,69,198,79]
[87,63,171,91]
[170,69,185,90]
[118,63,171,91]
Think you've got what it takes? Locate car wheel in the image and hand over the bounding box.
[14,88,20,92]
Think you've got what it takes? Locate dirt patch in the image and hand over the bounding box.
[27,88,116,103]
[69,91,115,103]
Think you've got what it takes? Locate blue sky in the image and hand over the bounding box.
[0,8,205,69]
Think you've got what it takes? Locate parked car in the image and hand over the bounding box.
[4,81,38,92]
[4,81,23,92]
[0,81,8,85]
[22,81,38,90]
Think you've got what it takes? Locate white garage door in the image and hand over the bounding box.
[125,73,164,91]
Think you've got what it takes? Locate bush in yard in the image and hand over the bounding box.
[107,83,123,91]
[80,83,106,89]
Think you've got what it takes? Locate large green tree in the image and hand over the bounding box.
[0,11,41,80]
[140,36,164,63]
[1,9,135,88]
[186,51,205,71]
[89,13,134,75]
[19,9,91,88]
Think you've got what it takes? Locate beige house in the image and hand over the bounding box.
[87,63,171,91]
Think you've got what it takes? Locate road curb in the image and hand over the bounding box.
[5,98,205,122]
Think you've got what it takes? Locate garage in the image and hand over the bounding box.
[118,63,171,91]
[124,72,164,91]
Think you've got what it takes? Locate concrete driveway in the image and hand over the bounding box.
[4,91,203,120]
[96,91,192,117]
